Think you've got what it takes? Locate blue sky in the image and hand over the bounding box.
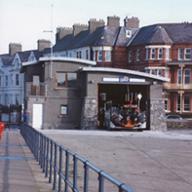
[0,0,191,53]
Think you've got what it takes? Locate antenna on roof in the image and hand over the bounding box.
[43,3,54,79]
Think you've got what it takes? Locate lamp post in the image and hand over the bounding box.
[137,93,142,112]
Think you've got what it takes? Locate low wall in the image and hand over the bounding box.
[166,119,192,129]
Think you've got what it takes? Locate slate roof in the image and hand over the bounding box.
[53,26,135,52]
[130,23,192,46]
[0,50,42,66]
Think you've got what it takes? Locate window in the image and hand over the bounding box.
[16,74,19,86]
[177,95,181,112]
[97,51,103,62]
[93,51,96,61]
[105,51,111,62]
[86,50,89,60]
[128,51,132,63]
[5,75,8,86]
[164,98,169,111]
[79,51,82,59]
[136,49,140,62]
[184,69,191,84]
[145,48,149,60]
[150,48,156,59]
[56,72,77,87]
[184,95,190,111]
[178,48,184,60]
[60,105,68,115]
[185,48,192,60]
[177,69,182,84]
[158,48,163,59]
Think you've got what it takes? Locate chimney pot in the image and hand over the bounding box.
[9,43,22,55]
[37,39,51,52]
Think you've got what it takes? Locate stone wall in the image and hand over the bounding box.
[81,97,98,129]
[166,119,192,129]
[150,84,167,131]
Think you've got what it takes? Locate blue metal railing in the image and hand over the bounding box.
[20,125,133,192]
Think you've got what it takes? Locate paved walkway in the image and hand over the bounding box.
[0,128,51,192]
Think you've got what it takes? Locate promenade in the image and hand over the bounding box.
[0,128,51,192]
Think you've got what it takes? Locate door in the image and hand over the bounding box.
[32,104,43,129]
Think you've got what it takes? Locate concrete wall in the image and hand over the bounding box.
[150,84,167,131]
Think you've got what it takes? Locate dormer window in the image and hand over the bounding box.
[125,30,132,38]
[136,49,140,62]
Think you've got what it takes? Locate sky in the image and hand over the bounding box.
[0,0,191,54]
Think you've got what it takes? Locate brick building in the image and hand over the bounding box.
[52,16,140,69]
[127,23,192,117]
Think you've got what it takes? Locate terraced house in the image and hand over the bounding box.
[127,23,192,117]
[0,40,50,107]
[53,16,140,69]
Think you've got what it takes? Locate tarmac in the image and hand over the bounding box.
[0,128,52,192]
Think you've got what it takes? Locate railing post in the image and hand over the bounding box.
[58,146,63,192]
[40,134,43,168]
[53,143,57,190]
[98,171,104,192]
[84,161,89,192]
[64,150,69,192]
[49,140,53,183]
[45,137,49,178]
[43,135,46,173]
[73,155,78,191]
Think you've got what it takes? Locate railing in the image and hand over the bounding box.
[20,125,133,192]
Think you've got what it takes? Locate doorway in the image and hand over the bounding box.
[32,104,43,129]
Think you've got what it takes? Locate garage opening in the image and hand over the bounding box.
[98,83,150,130]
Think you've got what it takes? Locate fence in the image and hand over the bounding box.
[20,125,133,192]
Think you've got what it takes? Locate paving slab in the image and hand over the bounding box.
[0,128,52,192]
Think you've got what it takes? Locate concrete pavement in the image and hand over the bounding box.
[42,129,192,192]
[0,128,51,192]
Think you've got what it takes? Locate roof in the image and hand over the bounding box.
[130,23,192,46]
[80,67,170,82]
[53,26,135,52]
[22,56,96,67]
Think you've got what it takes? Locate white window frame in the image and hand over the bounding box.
[97,51,103,62]
[128,50,132,63]
[183,95,190,112]
[184,68,191,84]
[136,49,140,62]
[177,69,182,84]
[105,51,111,62]
[150,48,156,60]
[184,48,192,60]
[178,48,184,61]
[158,48,163,60]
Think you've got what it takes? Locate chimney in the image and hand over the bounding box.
[107,16,120,28]
[37,39,51,52]
[124,17,140,29]
[9,43,22,55]
[73,24,88,36]
[56,27,73,42]
[88,18,105,33]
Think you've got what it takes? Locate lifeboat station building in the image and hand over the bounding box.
[21,57,169,131]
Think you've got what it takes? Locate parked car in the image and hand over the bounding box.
[165,114,183,120]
